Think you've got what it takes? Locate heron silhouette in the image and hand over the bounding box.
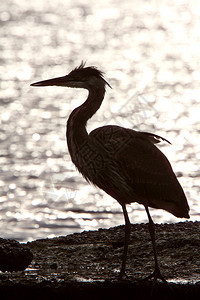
[31,63,189,282]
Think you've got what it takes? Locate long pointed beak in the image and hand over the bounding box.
[30,76,67,87]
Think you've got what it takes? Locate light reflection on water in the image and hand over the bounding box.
[0,0,199,242]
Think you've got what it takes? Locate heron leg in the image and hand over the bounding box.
[144,205,168,284]
[119,203,131,279]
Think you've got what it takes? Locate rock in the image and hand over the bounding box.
[0,222,200,299]
[0,238,33,272]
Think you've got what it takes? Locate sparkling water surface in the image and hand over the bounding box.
[0,0,199,242]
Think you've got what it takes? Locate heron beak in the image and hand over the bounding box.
[30,76,67,87]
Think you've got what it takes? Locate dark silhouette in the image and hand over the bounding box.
[31,63,189,282]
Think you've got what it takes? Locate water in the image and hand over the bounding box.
[0,0,199,242]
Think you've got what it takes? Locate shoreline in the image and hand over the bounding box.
[0,221,199,299]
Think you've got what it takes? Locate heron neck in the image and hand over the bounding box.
[67,85,105,145]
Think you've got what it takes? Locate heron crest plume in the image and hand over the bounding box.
[68,62,112,88]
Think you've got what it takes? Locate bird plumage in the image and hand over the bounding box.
[88,125,189,218]
[31,63,190,282]
[64,63,189,219]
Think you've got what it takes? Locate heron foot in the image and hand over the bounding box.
[145,268,167,284]
[118,270,129,280]
[117,270,129,280]
[143,267,174,294]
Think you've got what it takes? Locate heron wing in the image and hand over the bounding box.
[90,125,189,218]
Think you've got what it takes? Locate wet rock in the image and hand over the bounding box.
[0,222,200,299]
[0,238,33,272]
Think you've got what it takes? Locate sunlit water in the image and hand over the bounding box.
[0,0,199,242]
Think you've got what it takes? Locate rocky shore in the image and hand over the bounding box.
[0,222,199,299]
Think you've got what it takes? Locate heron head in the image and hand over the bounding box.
[30,62,111,90]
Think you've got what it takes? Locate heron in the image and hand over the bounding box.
[31,62,190,282]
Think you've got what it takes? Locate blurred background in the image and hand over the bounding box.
[0,0,199,242]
